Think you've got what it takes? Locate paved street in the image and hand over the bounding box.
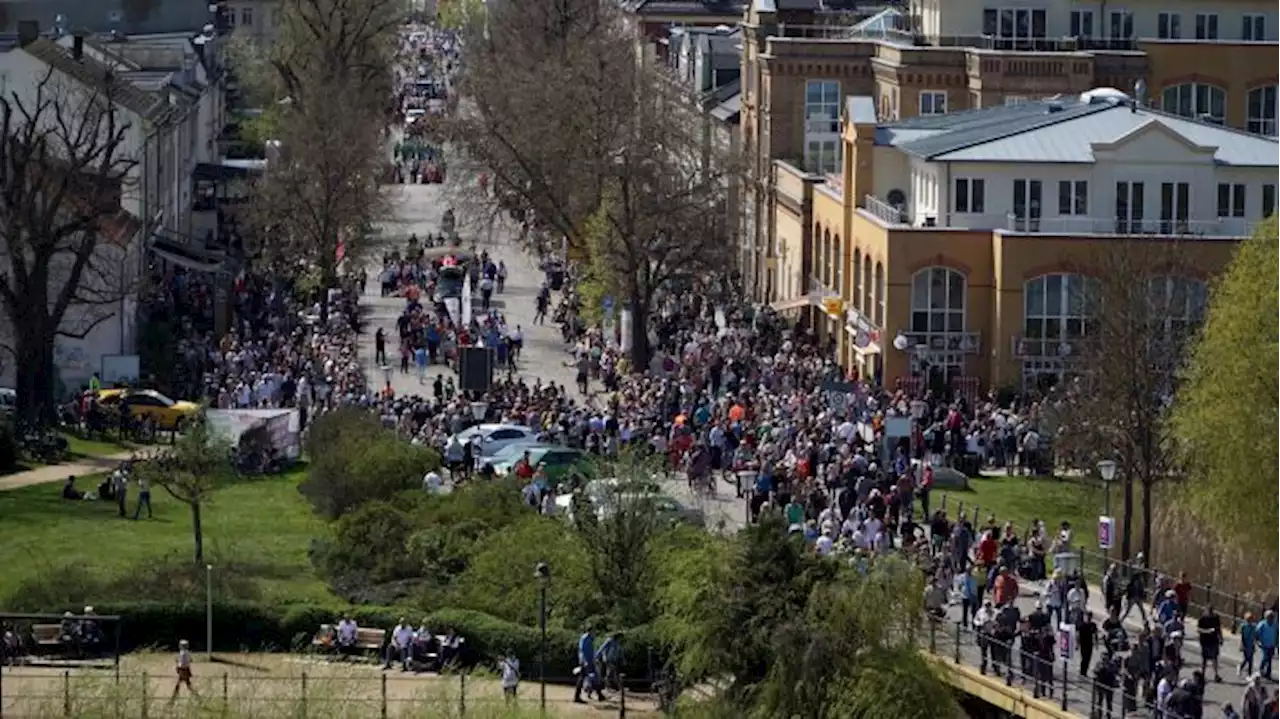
[359,169,1254,719]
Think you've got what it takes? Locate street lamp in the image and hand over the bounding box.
[534,562,550,713]
[1096,460,1117,558]
[470,401,488,423]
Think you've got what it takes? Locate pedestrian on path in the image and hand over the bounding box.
[170,640,199,701]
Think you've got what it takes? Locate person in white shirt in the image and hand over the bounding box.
[423,471,443,493]
[384,618,414,671]
[171,639,198,700]
[814,531,835,557]
[336,617,358,655]
[500,650,521,700]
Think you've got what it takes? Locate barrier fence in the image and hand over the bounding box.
[933,493,1272,632]
[0,668,648,719]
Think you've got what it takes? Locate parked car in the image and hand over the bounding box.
[555,479,703,527]
[93,389,199,431]
[492,444,588,484]
[450,423,539,459]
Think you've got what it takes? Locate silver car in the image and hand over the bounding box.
[450,423,539,459]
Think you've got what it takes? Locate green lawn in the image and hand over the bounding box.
[928,473,1109,540]
[0,466,335,605]
[62,433,141,459]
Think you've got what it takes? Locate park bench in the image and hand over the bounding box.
[311,625,386,659]
[32,624,62,649]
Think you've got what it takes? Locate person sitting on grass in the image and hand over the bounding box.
[61,475,84,501]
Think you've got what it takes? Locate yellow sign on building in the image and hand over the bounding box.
[822,297,844,317]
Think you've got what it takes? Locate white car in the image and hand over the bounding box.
[404,108,426,124]
[450,424,539,459]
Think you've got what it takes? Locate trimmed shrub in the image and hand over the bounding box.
[63,601,663,681]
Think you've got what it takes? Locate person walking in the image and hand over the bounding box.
[1258,610,1278,681]
[1242,613,1259,677]
[573,628,604,703]
[112,467,128,518]
[375,328,387,366]
[169,639,199,702]
[500,649,520,701]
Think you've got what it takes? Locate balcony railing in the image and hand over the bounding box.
[899,331,983,354]
[863,194,909,225]
[1003,215,1252,237]
[766,26,1142,52]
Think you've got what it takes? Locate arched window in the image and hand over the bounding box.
[873,261,885,325]
[1023,273,1100,353]
[910,267,966,333]
[1162,83,1226,124]
[853,248,863,310]
[822,228,833,285]
[1247,85,1277,136]
[863,255,873,316]
[833,235,843,294]
[1149,276,1207,346]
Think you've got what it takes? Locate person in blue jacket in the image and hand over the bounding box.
[1257,610,1278,681]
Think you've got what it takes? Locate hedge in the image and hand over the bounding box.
[38,601,664,681]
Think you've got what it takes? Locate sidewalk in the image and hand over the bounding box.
[0,451,135,492]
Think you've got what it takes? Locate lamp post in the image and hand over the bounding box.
[535,561,550,713]
[1096,460,1117,560]
[205,564,214,660]
[470,400,488,424]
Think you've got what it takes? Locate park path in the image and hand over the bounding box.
[0,451,134,493]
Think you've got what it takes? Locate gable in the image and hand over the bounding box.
[1090,119,1217,164]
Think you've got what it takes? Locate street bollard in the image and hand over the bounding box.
[63,670,70,718]
[381,674,388,719]
[954,622,961,664]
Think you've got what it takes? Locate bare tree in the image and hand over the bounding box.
[452,0,738,368]
[0,64,140,426]
[1045,240,1197,563]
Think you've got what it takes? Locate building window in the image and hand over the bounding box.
[983,7,1048,47]
[833,235,843,291]
[1012,179,1042,230]
[1247,86,1277,136]
[1264,184,1277,218]
[1023,273,1099,356]
[805,80,841,134]
[919,90,947,115]
[1217,183,1246,217]
[1194,13,1218,40]
[954,178,986,214]
[1242,14,1266,41]
[1070,10,1094,37]
[1159,182,1191,232]
[805,139,840,174]
[241,7,253,26]
[1108,11,1133,39]
[873,261,885,326]
[1157,13,1181,39]
[853,248,863,310]
[862,255,873,317]
[1162,83,1225,124]
[1004,95,1028,106]
[1057,180,1088,215]
[1115,181,1145,233]
[1149,276,1207,349]
[910,267,966,334]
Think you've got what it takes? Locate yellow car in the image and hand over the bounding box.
[94,389,201,431]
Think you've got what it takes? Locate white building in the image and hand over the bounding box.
[0,30,227,392]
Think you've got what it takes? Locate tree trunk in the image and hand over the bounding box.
[1140,477,1154,564]
[1121,469,1134,563]
[190,499,204,563]
[13,313,58,428]
[627,290,650,372]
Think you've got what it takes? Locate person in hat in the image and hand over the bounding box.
[170,639,198,700]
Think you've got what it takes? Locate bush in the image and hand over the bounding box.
[299,410,440,519]
[311,501,421,586]
[56,601,665,681]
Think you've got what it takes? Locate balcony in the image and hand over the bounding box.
[1003,215,1253,238]
[898,331,983,354]
[1012,336,1075,359]
[863,194,909,225]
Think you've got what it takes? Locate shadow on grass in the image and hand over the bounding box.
[210,655,273,672]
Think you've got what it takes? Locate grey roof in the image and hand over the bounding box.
[626,0,745,16]
[0,0,212,36]
[710,91,741,123]
[21,38,165,119]
[885,97,1279,167]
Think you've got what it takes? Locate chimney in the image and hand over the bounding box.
[72,33,84,60]
[17,21,39,47]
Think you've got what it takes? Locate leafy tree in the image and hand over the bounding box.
[135,417,235,562]
[657,514,960,717]
[1169,217,1279,563]
[312,500,420,586]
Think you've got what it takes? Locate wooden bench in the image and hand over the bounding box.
[312,625,385,657]
[32,625,62,648]
[355,628,386,652]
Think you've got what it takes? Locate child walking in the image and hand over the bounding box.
[170,639,199,701]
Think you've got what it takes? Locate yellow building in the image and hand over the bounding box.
[773,93,1276,392]
[740,1,1278,301]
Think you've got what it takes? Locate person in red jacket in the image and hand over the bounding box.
[977,529,999,567]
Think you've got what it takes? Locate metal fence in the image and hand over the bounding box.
[0,668,647,719]
[934,492,1272,632]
